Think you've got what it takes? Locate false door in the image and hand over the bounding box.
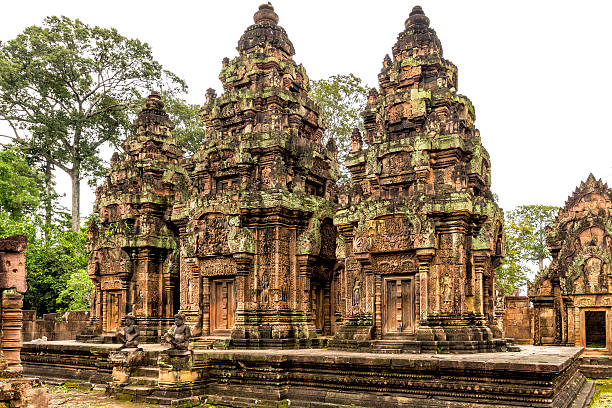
[383,277,415,336]
[104,290,122,332]
[310,282,332,335]
[210,279,236,333]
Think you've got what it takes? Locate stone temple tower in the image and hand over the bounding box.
[84,93,187,342]
[333,6,507,352]
[172,3,338,346]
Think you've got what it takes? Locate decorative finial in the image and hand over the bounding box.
[205,88,217,105]
[405,5,430,29]
[254,2,279,25]
[144,91,164,110]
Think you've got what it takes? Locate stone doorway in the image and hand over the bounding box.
[210,278,236,334]
[585,310,606,348]
[311,282,331,335]
[104,291,122,333]
[383,277,415,336]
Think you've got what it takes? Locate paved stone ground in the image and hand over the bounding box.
[48,387,165,408]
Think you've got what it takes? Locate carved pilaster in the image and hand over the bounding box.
[416,249,434,323]
[234,253,254,311]
[472,251,488,317]
[374,274,382,339]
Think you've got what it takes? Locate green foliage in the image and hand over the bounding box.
[510,205,558,272]
[58,268,92,311]
[310,74,370,179]
[0,149,41,219]
[0,16,186,230]
[498,204,559,294]
[0,210,89,314]
[162,94,205,156]
[24,221,88,314]
[497,216,531,295]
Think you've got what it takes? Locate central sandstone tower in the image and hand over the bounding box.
[171,3,337,346]
[332,6,506,352]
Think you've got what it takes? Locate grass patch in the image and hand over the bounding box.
[589,379,612,408]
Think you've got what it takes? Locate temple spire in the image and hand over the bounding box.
[405,5,430,29]
[253,2,279,25]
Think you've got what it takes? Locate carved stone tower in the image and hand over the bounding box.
[84,93,187,342]
[172,3,337,346]
[333,6,506,352]
[530,174,612,354]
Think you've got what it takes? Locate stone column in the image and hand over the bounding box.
[232,253,253,339]
[202,278,211,336]
[0,235,28,373]
[296,255,312,315]
[374,274,382,339]
[1,291,23,372]
[416,250,434,323]
[296,255,316,338]
[472,252,487,318]
[323,280,332,335]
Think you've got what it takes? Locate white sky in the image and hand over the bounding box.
[1,1,611,219]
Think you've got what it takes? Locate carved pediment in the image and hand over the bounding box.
[194,216,231,256]
[367,217,415,253]
[564,245,612,295]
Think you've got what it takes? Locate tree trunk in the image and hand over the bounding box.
[43,160,53,242]
[70,169,80,232]
[539,257,544,273]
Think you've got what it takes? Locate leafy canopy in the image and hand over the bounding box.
[0,149,41,219]
[310,74,370,179]
[0,16,186,230]
[497,204,558,294]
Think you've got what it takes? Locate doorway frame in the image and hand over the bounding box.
[381,275,416,337]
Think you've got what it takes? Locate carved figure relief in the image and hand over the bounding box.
[195,217,230,256]
[374,254,417,275]
[352,277,362,314]
[367,218,414,253]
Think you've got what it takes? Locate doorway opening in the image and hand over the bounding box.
[383,277,415,337]
[585,310,606,348]
[310,281,332,335]
[210,278,236,334]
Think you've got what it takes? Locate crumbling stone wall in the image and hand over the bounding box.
[503,296,533,344]
[22,311,89,342]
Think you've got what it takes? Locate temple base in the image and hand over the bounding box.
[23,342,596,408]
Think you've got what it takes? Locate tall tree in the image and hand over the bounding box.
[310,74,369,179]
[0,16,186,230]
[509,205,558,273]
[498,204,559,294]
[497,215,532,295]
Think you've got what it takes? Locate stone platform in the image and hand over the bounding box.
[22,341,595,407]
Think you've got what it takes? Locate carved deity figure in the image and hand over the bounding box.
[117,314,139,349]
[352,278,362,314]
[163,313,191,351]
[260,273,270,306]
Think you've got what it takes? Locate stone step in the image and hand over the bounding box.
[122,385,154,396]
[145,395,201,406]
[129,376,158,386]
[132,366,159,377]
